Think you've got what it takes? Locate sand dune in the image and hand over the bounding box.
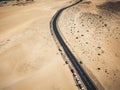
[58,0,120,90]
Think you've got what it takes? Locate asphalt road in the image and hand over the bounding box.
[50,0,98,90]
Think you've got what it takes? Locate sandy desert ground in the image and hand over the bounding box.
[58,0,120,90]
[0,0,120,90]
[0,0,79,90]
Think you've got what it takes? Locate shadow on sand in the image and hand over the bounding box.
[97,1,120,13]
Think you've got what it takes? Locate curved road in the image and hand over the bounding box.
[50,0,98,90]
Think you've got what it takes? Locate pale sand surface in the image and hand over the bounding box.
[58,0,120,90]
[0,0,78,90]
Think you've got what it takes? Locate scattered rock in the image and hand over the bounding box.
[99,16,102,18]
[58,48,62,51]
[97,68,101,70]
[81,34,84,36]
[98,53,101,56]
[97,47,101,49]
[80,61,83,64]
[86,42,88,44]
[76,37,78,39]
[104,24,107,27]
[86,30,89,32]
